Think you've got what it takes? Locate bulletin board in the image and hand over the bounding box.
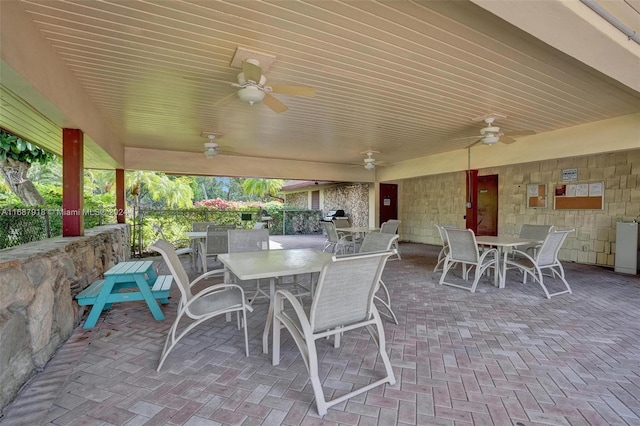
[554,181,604,210]
[527,184,547,208]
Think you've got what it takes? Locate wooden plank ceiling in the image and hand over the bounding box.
[10,0,640,169]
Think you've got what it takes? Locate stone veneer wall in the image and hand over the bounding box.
[400,149,640,266]
[323,184,369,227]
[285,192,308,209]
[0,224,130,412]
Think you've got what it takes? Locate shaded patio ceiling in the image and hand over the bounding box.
[1,0,639,182]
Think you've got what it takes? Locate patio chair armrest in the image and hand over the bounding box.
[274,289,311,334]
[190,268,226,288]
[187,282,253,313]
[506,249,535,264]
[478,247,498,263]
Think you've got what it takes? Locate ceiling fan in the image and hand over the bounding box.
[203,134,232,158]
[215,58,316,113]
[362,151,383,171]
[456,114,535,147]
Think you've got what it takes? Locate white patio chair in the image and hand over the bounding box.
[272,250,396,417]
[321,221,353,254]
[433,224,456,272]
[149,239,253,371]
[228,229,271,304]
[380,219,401,260]
[439,228,498,293]
[252,221,266,229]
[358,232,400,324]
[152,223,194,257]
[192,221,217,232]
[504,229,574,298]
[332,217,350,229]
[198,225,230,273]
[333,217,359,248]
[516,224,555,257]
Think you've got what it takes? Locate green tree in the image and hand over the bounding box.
[192,176,229,201]
[242,178,285,202]
[0,129,55,205]
[127,170,194,209]
[85,169,195,208]
[85,169,115,194]
[28,157,62,185]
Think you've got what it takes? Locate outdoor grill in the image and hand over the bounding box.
[321,209,346,222]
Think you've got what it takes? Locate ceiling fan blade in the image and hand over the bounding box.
[243,60,262,83]
[268,84,316,97]
[453,135,482,141]
[504,130,536,137]
[263,93,288,113]
[214,92,237,106]
[465,139,481,149]
[500,136,517,144]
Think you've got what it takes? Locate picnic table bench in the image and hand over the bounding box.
[76,260,173,329]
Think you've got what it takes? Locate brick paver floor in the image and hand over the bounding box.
[2,235,640,425]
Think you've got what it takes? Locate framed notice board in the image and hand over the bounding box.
[527,184,547,208]
[554,181,604,210]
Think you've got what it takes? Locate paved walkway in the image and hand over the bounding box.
[2,235,640,425]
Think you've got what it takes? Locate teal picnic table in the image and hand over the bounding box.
[76,260,173,329]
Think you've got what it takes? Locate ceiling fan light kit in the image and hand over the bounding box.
[481,134,500,145]
[237,86,265,105]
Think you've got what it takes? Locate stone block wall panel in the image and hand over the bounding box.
[400,149,640,267]
[0,224,129,412]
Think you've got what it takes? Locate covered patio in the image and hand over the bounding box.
[3,235,640,425]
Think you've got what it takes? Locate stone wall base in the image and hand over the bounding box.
[0,224,130,412]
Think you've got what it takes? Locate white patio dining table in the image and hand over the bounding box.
[217,248,333,355]
[474,235,543,288]
[336,227,380,234]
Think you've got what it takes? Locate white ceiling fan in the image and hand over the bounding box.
[215,49,316,113]
[363,151,377,170]
[456,114,536,147]
[348,151,383,170]
[202,133,233,158]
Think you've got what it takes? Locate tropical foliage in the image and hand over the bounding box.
[242,178,285,201]
[0,129,55,205]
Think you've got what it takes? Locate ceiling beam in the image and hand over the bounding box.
[124,147,375,182]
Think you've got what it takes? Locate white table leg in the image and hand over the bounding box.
[262,277,276,354]
[493,247,501,287]
[500,248,509,288]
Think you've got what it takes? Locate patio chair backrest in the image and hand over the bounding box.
[322,221,342,244]
[205,225,230,254]
[149,239,193,303]
[152,223,168,240]
[380,220,400,235]
[333,218,350,228]
[535,229,574,266]
[435,224,456,245]
[310,250,393,333]
[519,224,555,240]
[253,222,266,229]
[358,232,398,253]
[444,228,481,263]
[192,222,214,231]
[228,229,270,253]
